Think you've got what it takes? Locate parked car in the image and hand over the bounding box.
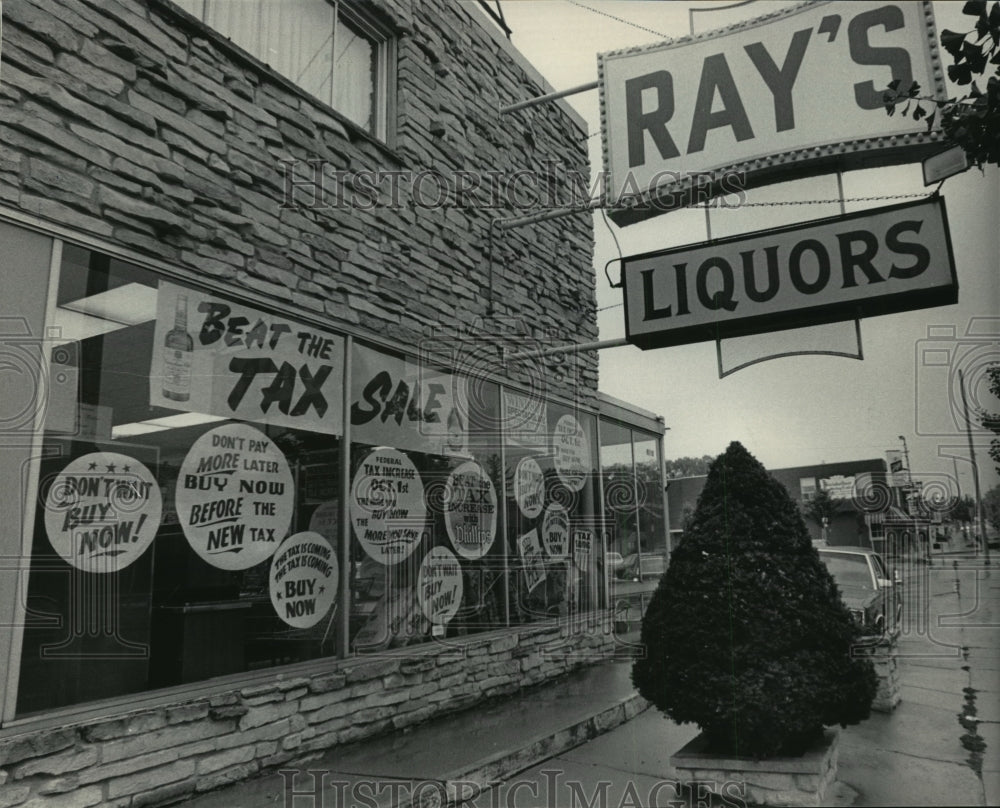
[604,551,626,577]
[818,547,901,639]
[618,552,667,581]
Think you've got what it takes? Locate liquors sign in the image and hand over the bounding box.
[622,198,956,349]
[598,0,946,224]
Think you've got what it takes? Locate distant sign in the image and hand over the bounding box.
[623,198,956,349]
[923,145,970,186]
[541,503,570,560]
[514,456,545,519]
[518,528,547,593]
[553,415,591,492]
[821,475,856,499]
[598,0,946,224]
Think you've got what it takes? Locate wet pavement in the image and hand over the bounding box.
[179,552,998,807]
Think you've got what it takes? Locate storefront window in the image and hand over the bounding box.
[599,420,636,565]
[345,343,504,651]
[633,432,667,560]
[17,245,346,715]
[599,420,668,586]
[14,244,629,716]
[505,393,603,624]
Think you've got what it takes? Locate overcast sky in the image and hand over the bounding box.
[479,0,1000,497]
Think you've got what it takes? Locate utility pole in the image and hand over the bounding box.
[898,435,926,562]
[958,369,990,565]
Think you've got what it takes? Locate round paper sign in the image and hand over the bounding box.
[417,546,463,625]
[444,460,497,560]
[514,456,544,519]
[270,531,338,629]
[541,503,569,560]
[176,423,293,571]
[44,452,162,573]
[350,448,426,565]
[553,415,590,492]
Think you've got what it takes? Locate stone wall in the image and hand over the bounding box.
[0,0,598,404]
[0,619,614,807]
[0,0,607,804]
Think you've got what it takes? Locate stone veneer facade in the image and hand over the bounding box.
[0,0,608,805]
[0,622,614,807]
[0,0,597,405]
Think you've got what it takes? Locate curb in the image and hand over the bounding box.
[397,693,651,808]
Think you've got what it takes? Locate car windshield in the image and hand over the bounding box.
[820,554,874,590]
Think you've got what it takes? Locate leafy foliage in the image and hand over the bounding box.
[664,455,714,479]
[950,494,979,524]
[803,488,839,531]
[632,442,877,759]
[983,363,1000,476]
[882,1,1000,167]
[984,486,1000,531]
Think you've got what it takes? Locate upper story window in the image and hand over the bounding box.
[177,0,392,140]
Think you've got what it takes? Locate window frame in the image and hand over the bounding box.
[0,217,618,727]
[168,0,397,147]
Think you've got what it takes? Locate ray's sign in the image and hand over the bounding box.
[622,198,956,349]
[598,1,946,224]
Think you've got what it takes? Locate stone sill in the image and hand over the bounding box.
[0,612,610,740]
[671,728,840,774]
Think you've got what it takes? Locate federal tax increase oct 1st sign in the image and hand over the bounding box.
[598,0,946,224]
[622,198,956,349]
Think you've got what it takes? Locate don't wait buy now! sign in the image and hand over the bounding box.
[622,197,956,349]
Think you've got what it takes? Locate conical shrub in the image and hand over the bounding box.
[633,442,877,758]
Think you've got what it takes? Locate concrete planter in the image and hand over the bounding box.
[857,635,901,713]
[670,728,840,807]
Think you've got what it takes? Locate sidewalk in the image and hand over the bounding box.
[179,557,997,807]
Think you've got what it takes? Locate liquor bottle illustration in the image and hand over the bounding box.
[162,293,194,401]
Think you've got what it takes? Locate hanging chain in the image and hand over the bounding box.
[689,192,931,208]
[565,0,668,39]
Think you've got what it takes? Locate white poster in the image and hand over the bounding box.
[518,528,547,593]
[541,503,569,560]
[350,344,468,457]
[350,447,426,565]
[444,460,497,560]
[417,546,463,625]
[821,475,856,500]
[150,281,344,435]
[573,529,593,570]
[502,389,547,450]
[269,532,338,629]
[514,456,544,519]
[553,414,591,492]
[44,453,161,573]
[176,423,293,570]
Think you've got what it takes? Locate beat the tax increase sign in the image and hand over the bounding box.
[622,197,956,349]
